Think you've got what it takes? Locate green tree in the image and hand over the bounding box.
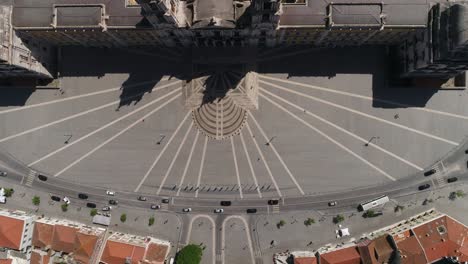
[149,216,155,226]
[175,244,203,264]
[3,188,14,197]
[32,196,40,206]
[394,205,405,212]
[120,213,127,223]
[61,204,68,212]
[276,220,286,229]
[363,210,376,218]
[304,218,315,226]
[333,214,344,224]
[90,209,98,217]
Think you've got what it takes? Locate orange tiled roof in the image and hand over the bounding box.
[294,256,317,264]
[373,235,394,262]
[32,222,54,249]
[51,225,79,253]
[0,260,12,264]
[395,235,427,264]
[320,246,361,264]
[101,240,146,264]
[0,215,25,250]
[144,243,169,263]
[73,232,99,264]
[30,249,52,264]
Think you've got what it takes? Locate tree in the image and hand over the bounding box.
[32,196,40,206]
[120,214,127,223]
[175,244,203,264]
[363,210,376,218]
[333,214,344,224]
[304,218,315,226]
[61,204,68,212]
[394,205,405,212]
[449,190,465,201]
[90,209,98,217]
[149,216,155,226]
[276,220,286,229]
[3,188,14,197]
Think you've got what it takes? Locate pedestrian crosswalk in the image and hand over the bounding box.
[254,249,262,258]
[216,253,222,262]
[272,205,280,213]
[25,170,36,187]
[433,162,446,187]
[160,203,169,210]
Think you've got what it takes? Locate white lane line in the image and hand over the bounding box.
[239,132,262,198]
[0,82,179,144]
[249,113,306,195]
[245,123,282,197]
[195,137,208,198]
[53,93,181,177]
[0,79,177,115]
[186,215,216,264]
[134,112,191,192]
[261,88,423,171]
[177,131,200,196]
[157,122,194,195]
[260,92,397,181]
[29,87,182,167]
[261,80,459,146]
[260,75,468,121]
[231,137,243,199]
[221,216,255,264]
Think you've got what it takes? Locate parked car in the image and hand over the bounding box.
[214,208,224,213]
[447,177,458,183]
[109,200,118,205]
[51,195,61,202]
[63,197,70,205]
[0,171,7,177]
[38,174,48,181]
[246,208,257,214]
[86,203,96,208]
[328,201,337,207]
[424,169,436,177]
[150,204,160,210]
[102,206,112,211]
[162,198,170,204]
[137,196,147,201]
[418,184,431,191]
[268,199,279,205]
[182,208,192,213]
[220,201,231,206]
[106,190,115,196]
[78,193,88,199]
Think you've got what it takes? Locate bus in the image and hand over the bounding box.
[358,195,389,211]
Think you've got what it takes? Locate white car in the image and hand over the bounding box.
[182,208,192,213]
[63,197,70,205]
[106,190,115,196]
[102,206,112,211]
[214,208,224,213]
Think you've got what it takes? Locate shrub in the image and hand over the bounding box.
[149,216,155,226]
[333,214,345,224]
[276,220,286,229]
[61,204,68,212]
[175,244,203,264]
[3,188,14,197]
[32,196,40,206]
[90,209,98,217]
[394,205,405,212]
[363,210,376,218]
[120,214,127,223]
[304,218,315,226]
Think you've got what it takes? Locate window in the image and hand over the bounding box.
[281,0,307,5]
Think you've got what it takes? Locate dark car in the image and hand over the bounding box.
[0,171,7,177]
[137,196,147,201]
[447,177,458,183]
[51,195,61,202]
[220,201,232,206]
[246,208,257,214]
[38,174,48,181]
[78,193,88,199]
[418,184,431,191]
[86,202,96,208]
[268,200,279,205]
[162,198,170,204]
[109,200,118,205]
[424,169,436,177]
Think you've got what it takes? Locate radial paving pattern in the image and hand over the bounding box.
[0,49,467,199]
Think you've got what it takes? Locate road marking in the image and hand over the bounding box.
[187,215,216,264]
[261,80,459,146]
[54,93,181,177]
[260,93,396,181]
[0,82,180,144]
[231,137,243,199]
[0,79,177,116]
[245,123,282,197]
[260,75,468,121]
[157,122,194,195]
[239,132,262,198]
[195,137,208,198]
[177,131,200,196]
[272,204,280,213]
[249,113,306,195]
[134,112,191,192]
[25,169,36,187]
[28,87,182,167]
[221,216,255,264]
[261,88,423,171]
